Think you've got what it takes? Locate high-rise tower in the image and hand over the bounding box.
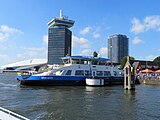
[108,34,129,63]
[47,9,75,65]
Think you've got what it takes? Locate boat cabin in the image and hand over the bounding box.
[54,56,123,77]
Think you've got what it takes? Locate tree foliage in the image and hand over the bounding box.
[153,56,160,63]
[120,56,135,69]
[93,51,98,57]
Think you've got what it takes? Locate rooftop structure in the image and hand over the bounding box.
[48,9,74,28]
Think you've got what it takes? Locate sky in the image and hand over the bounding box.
[0,0,160,66]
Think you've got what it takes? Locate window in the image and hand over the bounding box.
[65,70,72,75]
[96,71,103,76]
[61,70,67,75]
[75,70,84,76]
[85,70,91,76]
[104,71,111,76]
[113,71,117,76]
[55,70,63,75]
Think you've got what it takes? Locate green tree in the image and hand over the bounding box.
[120,56,135,69]
[93,51,98,57]
[153,56,160,63]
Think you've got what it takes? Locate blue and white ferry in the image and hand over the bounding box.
[17,56,124,86]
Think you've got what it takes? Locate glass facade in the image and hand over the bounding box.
[108,34,129,63]
[48,27,72,65]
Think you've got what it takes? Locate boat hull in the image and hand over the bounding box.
[19,75,86,86]
[18,75,124,86]
[21,80,86,86]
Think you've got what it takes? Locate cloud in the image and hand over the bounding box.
[93,33,100,39]
[0,25,23,34]
[72,35,92,55]
[0,54,10,61]
[16,47,47,60]
[132,37,143,45]
[81,49,91,55]
[1,46,47,66]
[130,15,160,34]
[0,54,21,66]
[0,25,23,41]
[130,18,145,34]
[144,16,160,30]
[72,35,90,48]
[0,33,8,41]
[80,26,91,35]
[80,26,101,39]
[24,47,45,51]
[43,35,48,44]
[99,47,108,56]
[146,55,156,61]
[92,26,101,39]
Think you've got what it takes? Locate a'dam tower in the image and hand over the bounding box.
[47,9,75,65]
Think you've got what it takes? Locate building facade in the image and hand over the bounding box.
[47,10,74,65]
[108,34,129,63]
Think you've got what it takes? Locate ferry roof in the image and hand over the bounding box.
[62,56,109,61]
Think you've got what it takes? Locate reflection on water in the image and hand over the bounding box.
[0,74,160,120]
[124,90,136,101]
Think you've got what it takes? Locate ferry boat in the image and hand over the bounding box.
[17,56,124,86]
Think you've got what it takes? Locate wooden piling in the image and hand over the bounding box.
[123,56,135,90]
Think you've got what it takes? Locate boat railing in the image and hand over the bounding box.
[0,107,29,120]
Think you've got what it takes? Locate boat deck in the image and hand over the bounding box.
[0,107,29,120]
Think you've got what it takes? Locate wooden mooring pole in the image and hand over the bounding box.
[124,56,135,90]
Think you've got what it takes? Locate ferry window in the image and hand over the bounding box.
[84,61,87,64]
[72,60,79,64]
[92,60,98,65]
[118,71,123,76]
[104,71,111,76]
[113,71,117,76]
[61,70,67,75]
[97,71,103,76]
[59,70,63,74]
[65,70,72,75]
[80,60,84,64]
[56,70,63,75]
[63,59,70,64]
[75,70,84,76]
[85,70,91,76]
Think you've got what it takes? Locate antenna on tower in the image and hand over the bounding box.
[60,9,63,19]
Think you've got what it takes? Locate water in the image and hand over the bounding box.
[0,74,160,120]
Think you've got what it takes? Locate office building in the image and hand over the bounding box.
[47,9,75,64]
[108,34,129,63]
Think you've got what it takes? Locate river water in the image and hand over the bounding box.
[0,73,160,120]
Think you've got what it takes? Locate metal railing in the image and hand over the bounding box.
[0,107,29,120]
